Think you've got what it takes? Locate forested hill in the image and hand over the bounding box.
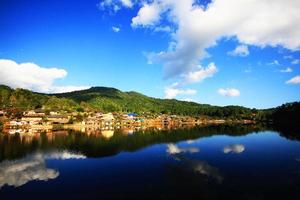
[50,86,264,118]
[1,84,299,122]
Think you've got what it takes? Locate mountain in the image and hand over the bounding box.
[2,84,298,121]
[0,85,78,111]
[50,86,260,118]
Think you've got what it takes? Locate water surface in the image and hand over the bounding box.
[1,125,300,199]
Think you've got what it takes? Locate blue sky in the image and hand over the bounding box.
[0,0,299,108]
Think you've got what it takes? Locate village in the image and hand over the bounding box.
[0,108,255,136]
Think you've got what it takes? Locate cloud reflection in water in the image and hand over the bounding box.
[223,144,245,154]
[0,150,86,188]
[167,143,199,154]
[166,143,223,183]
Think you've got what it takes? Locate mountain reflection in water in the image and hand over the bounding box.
[1,124,300,200]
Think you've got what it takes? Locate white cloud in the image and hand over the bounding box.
[102,0,300,94]
[165,87,197,99]
[280,67,292,73]
[166,143,199,154]
[98,0,133,12]
[162,62,216,100]
[131,2,162,27]
[112,26,120,32]
[218,88,240,97]
[0,59,89,93]
[120,0,133,8]
[182,98,194,102]
[286,75,300,84]
[268,60,280,66]
[228,44,249,57]
[184,62,217,83]
[129,0,300,79]
[223,144,245,154]
[49,86,90,93]
[164,82,197,99]
[292,59,300,65]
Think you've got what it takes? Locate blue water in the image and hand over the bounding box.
[1,128,300,199]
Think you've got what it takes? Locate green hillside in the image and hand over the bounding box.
[0,85,80,111]
[51,86,260,118]
[2,84,298,122]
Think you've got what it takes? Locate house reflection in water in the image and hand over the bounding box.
[101,130,114,139]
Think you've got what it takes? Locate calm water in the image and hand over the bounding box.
[1,125,300,200]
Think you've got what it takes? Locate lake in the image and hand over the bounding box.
[1,124,300,200]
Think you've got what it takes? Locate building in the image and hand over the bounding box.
[23,110,45,117]
[101,113,115,127]
[21,116,43,125]
[85,116,102,126]
[47,115,69,124]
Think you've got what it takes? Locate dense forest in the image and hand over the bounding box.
[0,85,299,122]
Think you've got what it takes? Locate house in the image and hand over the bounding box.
[121,114,135,126]
[101,113,115,127]
[8,120,25,126]
[23,110,45,117]
[50,111,59,115]
[21,116,43,125]
[85,116,102,126]
[161,116,172,126]
[47,115,69,124]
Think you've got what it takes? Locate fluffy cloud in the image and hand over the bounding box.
[162,63,216,99]
[184,62,217,83]
[280,67,292,73]
[131,0,300,79]
[223,144,245,154]
[120,0,133,8]
[99,0,133,12]
[102,0,300,95]
[227,44,249,57]
[164,83,197,99]
[131,2,162,27]
[49,86,90,93]
[0,59,89,93]
[286,75,300,84]
[112,26,120,32]
[218,88,240,97]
